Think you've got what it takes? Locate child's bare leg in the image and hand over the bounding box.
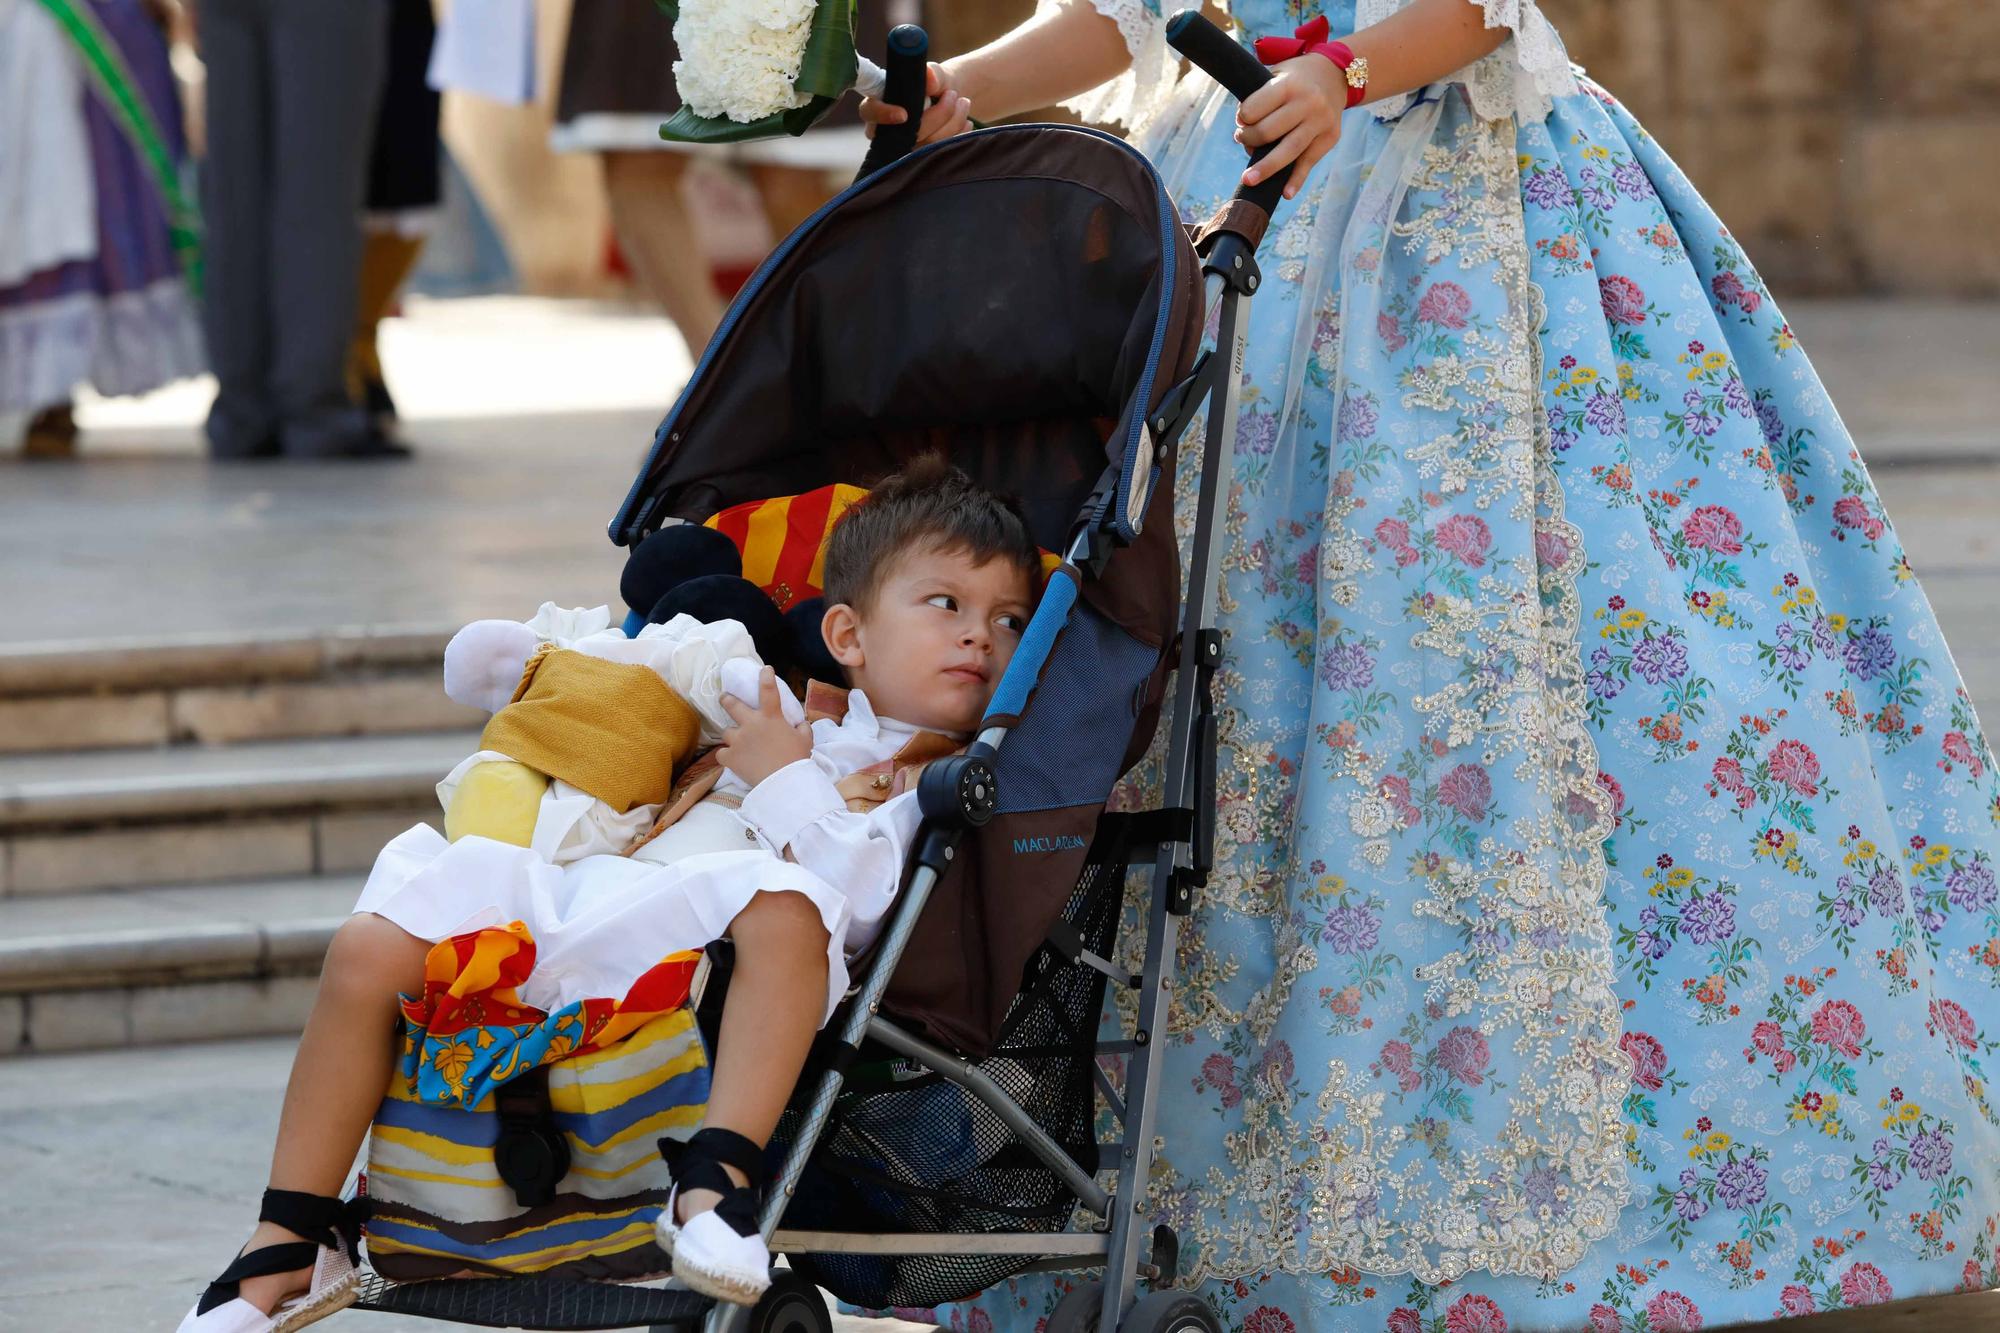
[678,889,830,1220]
[233,913,429,1312]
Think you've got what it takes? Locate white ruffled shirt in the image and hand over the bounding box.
[367,684,938,1017]
[360,684,936,1016]
[716,690,936,959]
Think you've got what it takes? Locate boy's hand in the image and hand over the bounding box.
[716,667,813,789]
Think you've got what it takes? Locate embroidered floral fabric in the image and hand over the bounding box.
[915,0,2000,1326]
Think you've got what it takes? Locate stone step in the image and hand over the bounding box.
[0,624,481,754]
[0,731,466,895]
[0,875,355,1055]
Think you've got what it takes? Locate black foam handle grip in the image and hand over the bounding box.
[857,25,930,179]
[1165,10,1291,221]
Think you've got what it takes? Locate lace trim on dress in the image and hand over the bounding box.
[1058,0,1184,134]
[1113,105,1627,1285]
[1381,113,1629,1282]
[1280,109,1626,1286]
[1358,0,1580,123]
[0,277,206,410]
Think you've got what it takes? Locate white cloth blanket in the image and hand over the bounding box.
[355,688,936,1026]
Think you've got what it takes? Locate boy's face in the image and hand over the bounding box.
[821,543,1037,734]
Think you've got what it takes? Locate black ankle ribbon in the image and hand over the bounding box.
[194,1193,371,1316]
[658,1128,771,1238]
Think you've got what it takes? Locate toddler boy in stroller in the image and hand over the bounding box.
[176,458,1044,1331]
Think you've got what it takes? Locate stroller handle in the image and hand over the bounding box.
[1165,10,1292,244]
[856,25,930,180]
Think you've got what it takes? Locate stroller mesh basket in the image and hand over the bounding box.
[771,825,1127,1309]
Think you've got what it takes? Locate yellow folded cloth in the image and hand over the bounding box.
[479,646,701,814]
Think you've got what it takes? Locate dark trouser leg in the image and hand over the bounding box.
[198,0,276,458]
[265,0,386,457]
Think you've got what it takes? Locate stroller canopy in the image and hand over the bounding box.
[610,124,1201,552]
[610,125,1203,1059]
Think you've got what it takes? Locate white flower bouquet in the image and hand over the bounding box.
[658,0,878,143]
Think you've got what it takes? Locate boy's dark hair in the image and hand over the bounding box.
[822,453,1041,611]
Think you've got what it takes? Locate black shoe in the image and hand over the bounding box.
[22,405,78,460]
[308,428,413,461]
[210,435,281,462]
[361,376,398,427]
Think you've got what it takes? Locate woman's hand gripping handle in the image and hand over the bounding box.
[1165,11,1293,223]
[857,28,974,164]
[857,25,933,178]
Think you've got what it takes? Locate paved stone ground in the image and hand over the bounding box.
[3,298,681,648]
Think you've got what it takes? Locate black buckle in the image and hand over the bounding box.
[808,1027,862,1077]
[1146,357,1209,455]
[494,1066,571,1208]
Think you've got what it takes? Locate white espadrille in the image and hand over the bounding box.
[661,1185,774,1305]
[655,1127,774,1306]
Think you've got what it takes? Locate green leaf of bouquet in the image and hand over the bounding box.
[657,93,840,144]
[795,0,858,99]
[653,0,858,144]
[780,94,839,136]
[654,0,677,21]
[658,106,792,144]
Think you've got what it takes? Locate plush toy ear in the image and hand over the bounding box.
[783,597,844,685]
[443,619,544,714]
[650,575,792,676]
[620,524,742,620]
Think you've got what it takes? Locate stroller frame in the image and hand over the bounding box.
[357,16,1278,1333]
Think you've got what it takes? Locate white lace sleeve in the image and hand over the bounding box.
[1052,0,1179,133]
[1357,0,1578,123]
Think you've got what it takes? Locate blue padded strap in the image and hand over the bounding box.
[985,566,1078,721]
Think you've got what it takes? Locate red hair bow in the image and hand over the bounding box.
[1252,15,1331,65]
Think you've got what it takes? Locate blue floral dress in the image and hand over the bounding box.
[914,2,2000,1329]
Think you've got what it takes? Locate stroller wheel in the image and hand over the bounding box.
[1047,1282,1105,1333]
[1117,1292,1220,1333]
[745,1270,830,1333]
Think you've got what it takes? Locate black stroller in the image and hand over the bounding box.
[356,15,1292,1333]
